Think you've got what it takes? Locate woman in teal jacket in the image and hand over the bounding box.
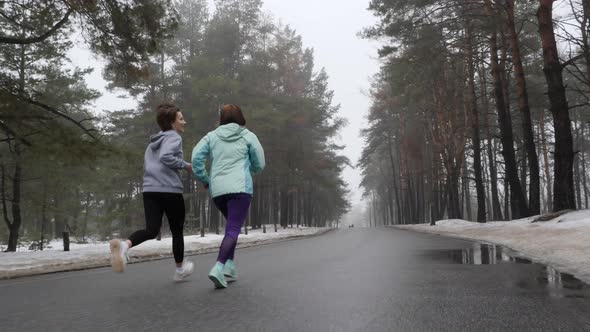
[192,104,265,288]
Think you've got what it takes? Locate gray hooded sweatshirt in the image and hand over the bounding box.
[143,130,190,193]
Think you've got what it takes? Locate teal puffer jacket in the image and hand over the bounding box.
[191,123,265,198]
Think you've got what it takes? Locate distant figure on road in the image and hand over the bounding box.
[109,103,194,282]
[192,104,265,288]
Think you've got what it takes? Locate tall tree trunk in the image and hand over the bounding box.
[537,0,576,211]
[272,183,279,231]
[581,124,589,209]
[574,118,583,208]
[520,138,528,201]
[2,145,23,252]
[575,154,583,209]
[581,0,590,82]
[370,192,376,227]
[406,157,418,223]
[539,109,553,211]
[81,192,91,242]
[294,190,299,228]
[506,0,541,215]
[482,142,493,217]
[384,137,396,224]
[308,186,314,227]
[381,142,397,224]
[40,185,48,250]
[480,54,503,221]
[447,165,462,219]
[462,160,472,221]
[466,23,486,222]
[53,190,64,238]
[430,158,442,223]
[288,185,294,228]
[10,148,22,251]
[504,175,511,220]
[3,43,28,251]
[536,122,547,212]
[280,179,288,228]
[485,0,529,218]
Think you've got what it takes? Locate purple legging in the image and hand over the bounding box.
[213,193,252,264]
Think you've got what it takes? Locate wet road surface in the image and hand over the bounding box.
[1,227,589,331]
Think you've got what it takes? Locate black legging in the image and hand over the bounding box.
[128,192,185,263]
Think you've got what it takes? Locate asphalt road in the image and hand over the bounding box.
[1,228,589,331]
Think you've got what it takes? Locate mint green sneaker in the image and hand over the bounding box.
[223,259,237,279]
[208,262,228,289]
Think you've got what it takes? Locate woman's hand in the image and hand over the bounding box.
[198,182,209,193]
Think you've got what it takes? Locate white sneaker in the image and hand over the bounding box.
[173,260,194,282]
[109,239,127,273]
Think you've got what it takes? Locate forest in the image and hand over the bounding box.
[0,0,350,251]
[360,0,590,226]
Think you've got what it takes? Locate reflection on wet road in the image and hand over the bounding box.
[420,243,588,298]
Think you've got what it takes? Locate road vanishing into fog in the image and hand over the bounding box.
[1,227,590,331]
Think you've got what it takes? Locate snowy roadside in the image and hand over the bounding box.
[394,210,590,284]
[0,226,332,279]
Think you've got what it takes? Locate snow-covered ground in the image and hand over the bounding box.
[395,209,590,284]
[0,225,330,279]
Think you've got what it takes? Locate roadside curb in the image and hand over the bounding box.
[0,228,334,280]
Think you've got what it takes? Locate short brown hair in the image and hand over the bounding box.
[156,103,180,131]
[219,104,246,126]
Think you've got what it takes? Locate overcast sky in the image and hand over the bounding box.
[72,1,381,207]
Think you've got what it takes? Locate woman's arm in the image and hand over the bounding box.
[191,135,211,186]
[248,133,265,174]
[159,135,191,170]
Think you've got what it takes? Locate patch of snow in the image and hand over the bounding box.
[0,225,330,279]
[396,209,590,284]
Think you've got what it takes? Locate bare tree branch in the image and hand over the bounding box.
[0,121,32,147]
[569,103,590,110]
[0,9,73,45]
[562,53,585,68]
[10,93,98,140]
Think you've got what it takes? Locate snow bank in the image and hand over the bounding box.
[0,226,331,279]
[395,210,590,283]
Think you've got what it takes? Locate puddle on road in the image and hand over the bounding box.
[421,243,588,297]
[423,244,532,265]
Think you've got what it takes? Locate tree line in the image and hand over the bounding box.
[0,0,350,251]
[360,0,589,225]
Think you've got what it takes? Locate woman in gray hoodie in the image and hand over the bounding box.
[109,103,194,282]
